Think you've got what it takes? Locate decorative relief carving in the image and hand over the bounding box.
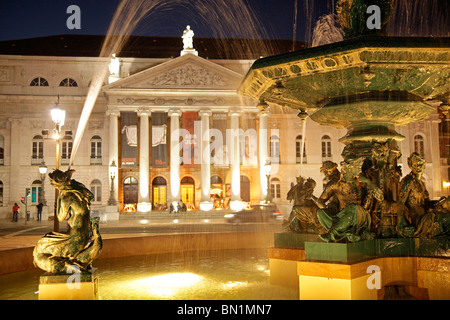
[148,64,228,87]
[117,97,228,106]
[89,120,104,129]
[0,68,11,82]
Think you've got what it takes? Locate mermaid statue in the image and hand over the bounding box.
[33,169,102,274]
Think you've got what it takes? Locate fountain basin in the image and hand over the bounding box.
[239,36,450,110]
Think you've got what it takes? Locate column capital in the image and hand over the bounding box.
[106,110,120,117]
[198,109,212,117]
[137,109,151,117]
[228,110,241,117]
[259,110,270,117]
[169,109,182,117]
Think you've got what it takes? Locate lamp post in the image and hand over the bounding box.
[264,160,272,204]
[108,160,117,205]
[38,162,47,206]
[51,98,66,232]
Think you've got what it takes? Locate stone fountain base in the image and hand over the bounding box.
[269,232,450,300]
[38,268,98,300]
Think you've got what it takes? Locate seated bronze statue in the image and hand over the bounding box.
[33,169,102,274]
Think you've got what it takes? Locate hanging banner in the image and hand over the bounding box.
[152,112,168,168]
[240,113,257,166]
[182,112,199,168]
[120,112,138,167]
[212,113,228,166]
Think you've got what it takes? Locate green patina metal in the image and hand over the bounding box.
[33,169,103,274]
[238,0,450,248]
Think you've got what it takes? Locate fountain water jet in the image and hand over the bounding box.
[68,0,284,169]
[239,0,450,299]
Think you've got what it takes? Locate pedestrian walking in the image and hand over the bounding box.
[36,202,43,221]
[12,203,20,222]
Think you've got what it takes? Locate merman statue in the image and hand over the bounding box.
[33,169,102,274]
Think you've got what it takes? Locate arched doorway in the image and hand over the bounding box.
[123,176,138,208]
[181,176,195,209]
[152,176,167,210]
[240,175,250,202]
[211,175,224,210]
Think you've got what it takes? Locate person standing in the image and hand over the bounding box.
[12,203,20,222]
[36,201,43,222]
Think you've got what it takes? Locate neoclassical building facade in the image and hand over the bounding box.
[0,33,448,220]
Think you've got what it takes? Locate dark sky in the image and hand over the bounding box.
[0,0,333,42]
[0,0,448,42]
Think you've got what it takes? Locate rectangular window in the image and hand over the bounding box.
[31,187,41,203]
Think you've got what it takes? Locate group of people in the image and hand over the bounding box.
[10,201,44,222]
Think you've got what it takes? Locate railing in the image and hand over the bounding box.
[90,156,102,165]
[31,156,44,165]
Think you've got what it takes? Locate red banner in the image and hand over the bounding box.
[182,112,199,168]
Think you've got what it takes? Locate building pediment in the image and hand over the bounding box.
[103,53,244,92]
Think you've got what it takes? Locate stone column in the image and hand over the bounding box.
[259,110,269,203]
[429,117,442,198]
[228,110,243,210]
[106,110,120,219]
[199,110,213,211]
[169,110,182,203]
[9,118,21,207]
[137,109,151,212]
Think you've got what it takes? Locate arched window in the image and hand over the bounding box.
[32,135,44,164]
[0,180,3,206]
[296,135,307,163]
[90,135,102,165]
[270,135,280,160]
[321,135,332,160]
[270,177,281,199]
[0,135,4,165]
[211,176,223,185]
[59,78,78,87]
[90,179,102,204]
[30,77,49,86]
[31,180,42,204]
[61,135,73,165]
[414,135,425,157]
[240,175,250,202]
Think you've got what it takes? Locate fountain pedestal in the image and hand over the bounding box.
[268,233,450,299]
[38,269,98,300]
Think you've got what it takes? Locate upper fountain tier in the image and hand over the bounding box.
[239,0,449,142]
[238,36,449,140]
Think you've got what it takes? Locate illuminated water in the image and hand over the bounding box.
[0,249,297,300]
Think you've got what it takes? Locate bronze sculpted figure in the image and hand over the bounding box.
[33,169,102,274]
[315,158,384,242]
[285,176,323,233]
[397,153,450,239]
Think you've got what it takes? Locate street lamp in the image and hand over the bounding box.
[51,97,65,232]
[38,161,47,206]
[264,160,272,204]
[108,160,117,205]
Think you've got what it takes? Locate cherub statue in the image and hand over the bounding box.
[33,169,102,274]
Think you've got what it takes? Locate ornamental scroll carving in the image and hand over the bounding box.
[149,65,228,87]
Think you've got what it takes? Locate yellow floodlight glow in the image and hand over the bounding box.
[132,273,203,298]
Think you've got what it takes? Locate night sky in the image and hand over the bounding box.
[0,0,448,42]
[0,0,339,42]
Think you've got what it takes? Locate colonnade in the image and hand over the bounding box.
[108,108,269,211]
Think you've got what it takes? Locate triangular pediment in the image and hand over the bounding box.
[103,54,244,92]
